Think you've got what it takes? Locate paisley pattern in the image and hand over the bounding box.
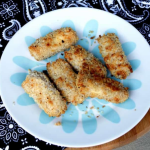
[22,0,47,22]
[99,0,150,24]
[139,23,150,44]
[132,0,150,9]
[2,19,21,41]
[50,0,93,10]
[0,0,150,150]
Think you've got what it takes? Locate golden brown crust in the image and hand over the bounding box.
[97,33,133,79]
[47,59,85,105]
[65,45,107,78]
[76,63,129,103]
[22,70,67,117]
[29,27,79,61]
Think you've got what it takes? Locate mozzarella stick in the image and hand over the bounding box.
[29,27,79,61]
[47,59,85,105]
[97,33,133,79]
[65,45,107,78]
[22,70,67,117]
[76,63,129,103]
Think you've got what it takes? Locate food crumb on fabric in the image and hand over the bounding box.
[13,101,15,105]
[55,121,61,126]
[97,115,100,118]
[85,111,88,114]
[102,105,106,108]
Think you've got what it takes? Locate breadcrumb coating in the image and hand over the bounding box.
[29,27,79,61]
[47,59,85,105]
[65,45,107,78]
[97,33,133,79]
[22,70,67,117]
[76,63,129,103]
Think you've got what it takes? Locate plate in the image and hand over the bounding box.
[0,8,150,148]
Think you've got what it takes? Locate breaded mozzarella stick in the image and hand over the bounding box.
[29,27,79,61]
[22,70,67,117]
[47,59,85,105]
[76,64,129,103]
[97,33,133,79]
[65,45,107,78]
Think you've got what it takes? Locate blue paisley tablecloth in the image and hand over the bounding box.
[0,0,150,150]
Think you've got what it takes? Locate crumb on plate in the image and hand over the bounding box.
[89,30,94,33]
[55,121,61,126]
[90,36,95,39]
[90,106,94,109]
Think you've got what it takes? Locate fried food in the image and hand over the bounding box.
[65,45,107,78]
[97,33,133,79]
[47,59,85,105]
[76,63,129,103]
[29,27,79,61]
[22,70,67,117]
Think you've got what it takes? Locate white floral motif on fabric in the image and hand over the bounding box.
[0,112,26,144]
[0,0,20,20]
[21,138,28,145]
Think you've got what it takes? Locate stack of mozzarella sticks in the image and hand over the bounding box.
[22,27,133,117]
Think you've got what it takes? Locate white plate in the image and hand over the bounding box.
[0,8,150,148]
